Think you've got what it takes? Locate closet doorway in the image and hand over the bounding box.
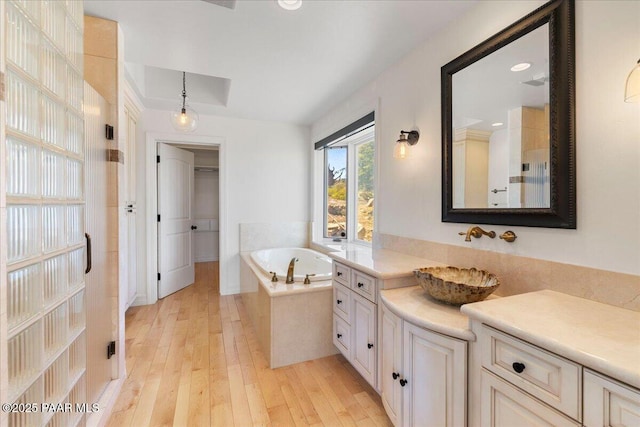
[156,143,220,299]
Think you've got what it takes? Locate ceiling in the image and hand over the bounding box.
[453,23,550,132]
[84,0,477,125]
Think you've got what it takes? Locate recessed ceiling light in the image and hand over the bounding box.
[492,122,504,127]
[278,0,302,10]
[510,62,531,72]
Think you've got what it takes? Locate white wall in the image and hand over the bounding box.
[312,0,640,276]
[137,110,310,295]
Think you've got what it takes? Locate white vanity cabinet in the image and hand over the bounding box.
[332,261,378,389]
[462,291,640,427]
[380,301,467,427]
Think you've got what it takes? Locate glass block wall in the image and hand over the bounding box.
[3,1,86,426]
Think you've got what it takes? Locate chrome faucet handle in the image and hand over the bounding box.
[304,274,316,285]
[269,271,278,282]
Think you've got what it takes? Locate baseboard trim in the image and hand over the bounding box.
[86,377,124,427]
[131,294,148,307]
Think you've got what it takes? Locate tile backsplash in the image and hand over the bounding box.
[377,233,640,312]
[240,222,310,252]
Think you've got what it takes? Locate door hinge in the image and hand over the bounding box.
[157,214,161,222]
[157,155,160,163]
[158,273,161,281]
[107,341,116,359]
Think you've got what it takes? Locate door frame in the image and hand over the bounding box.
[145,132,226,305]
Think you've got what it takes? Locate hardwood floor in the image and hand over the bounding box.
[107,262,392,426]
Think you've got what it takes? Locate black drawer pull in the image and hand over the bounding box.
[399,379,408,387]
[336,334,342,339]
[367,343,374,349]
[392,372,399,380]
[336,299,342,304]
[512,362,526,373]
[357,282,364,288]
[337,271,343,276]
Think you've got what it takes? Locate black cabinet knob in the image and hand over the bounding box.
[367,343,374,349]
[337,299,342,304]
[512,362,526,374]
[337,272,342,276]
[336,334,342,339]
[399,379,408,387]
[392,372,399,380]
[191,225,198,230]
[358,282,364,288]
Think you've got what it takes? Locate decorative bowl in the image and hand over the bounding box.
[413,266,499,305]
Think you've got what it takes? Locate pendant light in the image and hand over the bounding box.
[625,58,640,103]
[171,71,199,132]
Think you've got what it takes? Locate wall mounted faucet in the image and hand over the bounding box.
[459,226,496,242]
[499,230,518,242]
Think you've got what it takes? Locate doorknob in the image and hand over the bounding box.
[191,225,197,230]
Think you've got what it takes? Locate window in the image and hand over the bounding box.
[317,114,375,243]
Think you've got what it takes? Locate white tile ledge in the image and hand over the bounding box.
[380,286,477,341]
[241,252,332,297]
[461,290,640,389]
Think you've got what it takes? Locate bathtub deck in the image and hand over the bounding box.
[107,262,391,426]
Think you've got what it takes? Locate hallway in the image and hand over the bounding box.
[107,262,391,426]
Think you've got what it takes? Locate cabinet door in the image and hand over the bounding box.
[584,370,640,427]
[402,322,467,427]
[481,370,580,427]
[333,314,351,359]
[381,303,403,426]
[351,293,377,388]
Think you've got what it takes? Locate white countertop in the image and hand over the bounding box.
[461,290,640,389]
[323,245,445,280]
[380,286,477,341]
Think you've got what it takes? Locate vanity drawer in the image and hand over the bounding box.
[333,262,350,286]
[481,324,581,420]
[333,282,351,322]
[351,270,377,303]
[333,315,351,359]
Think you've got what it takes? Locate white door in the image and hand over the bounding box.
[402,323,467,427]
[157,143,195,298]
[84,83,113,404]
[381,303,403,426]
[124,107,138,307]
[351,293,377,388]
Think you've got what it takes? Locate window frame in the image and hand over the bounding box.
[322,126,375,244]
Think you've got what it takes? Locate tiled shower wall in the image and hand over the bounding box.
[2,1,86,426]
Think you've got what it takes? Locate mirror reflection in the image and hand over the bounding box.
[452,24,550,209]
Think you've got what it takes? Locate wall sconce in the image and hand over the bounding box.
[625,58,640,103]
[171,71,199,132]
[393,130,420,159]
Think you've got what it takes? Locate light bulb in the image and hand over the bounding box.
[171,104,199,132]
[394,141,409,159]
[278,0,302,10]
[625,59,640,103]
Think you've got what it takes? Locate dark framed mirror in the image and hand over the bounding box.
[441,0,575,228]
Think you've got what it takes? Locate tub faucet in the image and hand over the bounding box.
[286,257,298,284]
